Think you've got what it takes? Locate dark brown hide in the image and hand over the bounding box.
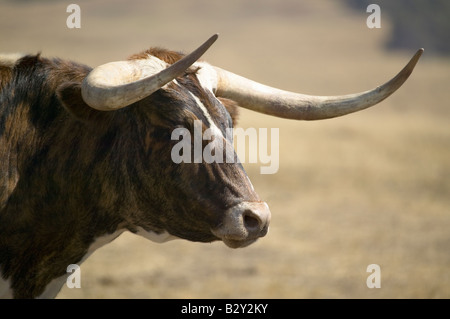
[0,50,255,298]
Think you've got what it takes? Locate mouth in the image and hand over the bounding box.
[210,201,271,248]
[211,228,267,249]
[221,237,259,249]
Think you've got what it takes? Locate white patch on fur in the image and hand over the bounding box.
[2,228,124,298]
[37,276,68,299]
[36,228,176,298]
[171,74,224,140]
[135,227,179,243]
[193,61,218,93]
[36,230,125,299]
[85,230,126,257]
[188,91,224,139]
[191,62,229,142]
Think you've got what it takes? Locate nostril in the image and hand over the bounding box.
[212,202,271,245]
[243,210,261,230]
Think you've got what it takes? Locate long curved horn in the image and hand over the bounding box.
[81,34,218,111]
[214,49,423,120]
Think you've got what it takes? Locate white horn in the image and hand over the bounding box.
[81,34,218,111]
[214,48,423,120]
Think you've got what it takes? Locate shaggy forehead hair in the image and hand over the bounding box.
[128,46,240,129]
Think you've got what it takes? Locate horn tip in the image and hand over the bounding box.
[210,33,219,43]
[406,48,424,71]
[414,48,424,60]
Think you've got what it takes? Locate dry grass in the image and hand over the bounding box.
[1,0,449,298]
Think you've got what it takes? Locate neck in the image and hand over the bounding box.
[0,228,125,299]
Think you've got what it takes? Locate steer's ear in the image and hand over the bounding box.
[57,82,107,123]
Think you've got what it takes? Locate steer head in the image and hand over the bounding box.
[58,34,422,249]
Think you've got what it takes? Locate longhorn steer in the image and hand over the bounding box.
[0,34,422,298]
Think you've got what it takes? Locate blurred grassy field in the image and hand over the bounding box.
[1,0,449,298]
